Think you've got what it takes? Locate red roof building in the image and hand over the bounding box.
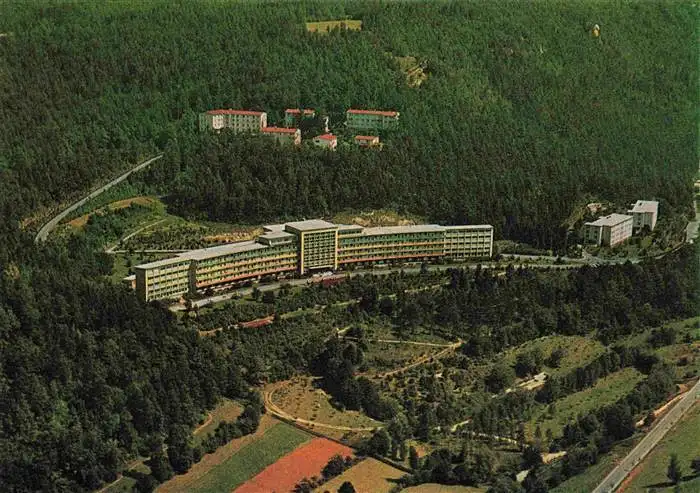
[346,109,399,130]
[262,127,301,146]
[313,133,337,151]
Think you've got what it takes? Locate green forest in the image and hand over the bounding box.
[1,1,698,251]
[0,1,698,491]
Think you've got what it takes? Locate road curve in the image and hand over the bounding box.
[592,378,700,493]
[34,154,163,243]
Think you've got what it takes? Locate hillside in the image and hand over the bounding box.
[0,3,698,491]
[0,1,697,252]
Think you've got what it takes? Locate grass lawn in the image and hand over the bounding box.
[109,252,171,283]
[185,421,311,493]
[527,368,645,440]
[623,402,700,493]
[551,437,638,493]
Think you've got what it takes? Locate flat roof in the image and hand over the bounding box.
[628,200,659,213]
[338,224,364,232]
[285,219,337,232]
[263,224,286,232]
[444,224,493,230]
[259,231,295,240]
[181,241,267,261]
[586,213,633,227]
[134,240,269,270]
[361,224,446,236]
[206,109,265,116]
[134,256,194,270]
[347,109,399,117]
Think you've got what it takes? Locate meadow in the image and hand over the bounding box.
[158,419,310,493]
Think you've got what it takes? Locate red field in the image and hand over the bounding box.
[234,437,354,493]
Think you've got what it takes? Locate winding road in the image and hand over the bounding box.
[34,154,163,243]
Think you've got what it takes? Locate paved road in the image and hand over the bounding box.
[592,378,700,493]
[34,154,163,243]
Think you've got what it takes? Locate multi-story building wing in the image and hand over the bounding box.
[134,257,192,302]
[337,225,445,265]
[444,225,494,258]
[345,109,399,130]
[284,220,338,273]
[133,219,494,301]
[583,213,633,247]
[261,127,301,146]
[191,238,297,290]
[627,200,659,232]
[199,109,267,132]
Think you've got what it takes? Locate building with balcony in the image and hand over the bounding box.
[345,109,399,130]
[261,127,301,146]
[313,133,337,150]
[133,220,493,301]
[583,213,633,247]
[627,200,659,232]
[199,109,267,133]
[284,108,316,127]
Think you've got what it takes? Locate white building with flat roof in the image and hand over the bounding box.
[199,109,267,133]
[583,213,633,247]
[627,200,659,232]
[133,219,494,301]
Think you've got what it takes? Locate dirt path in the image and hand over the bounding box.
[105,218,167,253]
[263,385,377,432]
[192,412,214,436]
[95,457,146,493]
[373,340,462,378]
[264,339,461,433]
[342,336,456,348]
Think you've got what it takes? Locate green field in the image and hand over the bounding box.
[189,422,311,493]
[624,402,700,493]
[527,367,645,440]
[502,335,606,377]
[305,19,362,33]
